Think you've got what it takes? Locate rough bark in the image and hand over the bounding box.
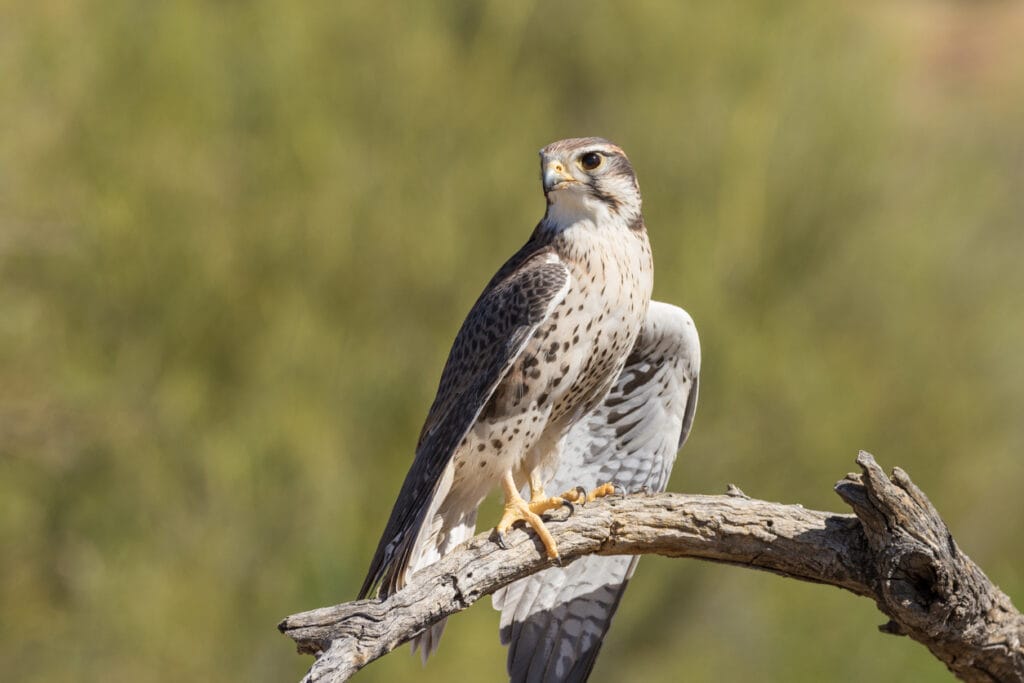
[279,453,1024,682]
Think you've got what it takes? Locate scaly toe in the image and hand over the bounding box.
[494,497,561,559]
[587,482,617,502]
[559,485,588,505]
[527,496,566,516]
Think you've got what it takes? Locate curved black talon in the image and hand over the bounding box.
[573,485,588,505]
[495,532,509,550]
[612,483,628,497]
[560,498,576,516]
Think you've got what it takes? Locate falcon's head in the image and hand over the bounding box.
[539,137,642,228]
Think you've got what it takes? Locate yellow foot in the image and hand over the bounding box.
[495,494,567,559]
[561,482,619,504]
[495,472,572,560]
[527,492,570,515]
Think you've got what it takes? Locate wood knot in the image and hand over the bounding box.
[883,548,947,620]
[609,519,626,538]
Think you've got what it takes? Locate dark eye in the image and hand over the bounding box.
[579,152,603,171]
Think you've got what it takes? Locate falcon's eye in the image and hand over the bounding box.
[579,152,604,171]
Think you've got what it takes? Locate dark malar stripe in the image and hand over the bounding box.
[586,178,621,212]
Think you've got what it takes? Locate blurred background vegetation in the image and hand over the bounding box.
[2,1,1022,681]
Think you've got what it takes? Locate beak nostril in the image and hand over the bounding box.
[543,159,575,192]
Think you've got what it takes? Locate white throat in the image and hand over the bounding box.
[542,189,640,235]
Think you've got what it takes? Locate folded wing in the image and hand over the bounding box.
[360,245,570,600]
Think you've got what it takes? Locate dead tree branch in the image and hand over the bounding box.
[279,452,1024,682]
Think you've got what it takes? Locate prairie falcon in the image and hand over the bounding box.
[359,137,656,659]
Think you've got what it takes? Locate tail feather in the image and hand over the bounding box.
[407,510,478,660]
[411,619,448,663]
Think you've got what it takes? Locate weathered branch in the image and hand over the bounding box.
[279,453,1024,682]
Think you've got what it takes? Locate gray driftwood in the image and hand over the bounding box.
[279,452,1024,682]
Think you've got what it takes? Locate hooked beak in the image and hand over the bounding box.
[543,160,577,193]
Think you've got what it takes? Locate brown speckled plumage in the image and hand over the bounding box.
[360,137,655,660]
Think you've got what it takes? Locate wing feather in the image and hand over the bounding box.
[359,241,570,599]
[494,301,701,682]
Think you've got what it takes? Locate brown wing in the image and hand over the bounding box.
[359,242,570,599]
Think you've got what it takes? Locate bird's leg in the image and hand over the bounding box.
[495,471,563,559]
[526,470,571,514]
[560,482,618,504]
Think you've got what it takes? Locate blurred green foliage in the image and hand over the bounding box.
[2,1,1022,681]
